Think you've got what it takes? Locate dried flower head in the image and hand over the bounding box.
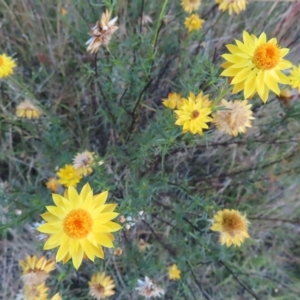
[73,151,95,176]
[0,53,16,78]
[213,99,254,136]
[19,255,56,285]
[162,92,183,109]
[16,100,41,119]
[86,10,118,54]
[184,14,205,33]
[215,0,247,15]
[57,164,82,188]
[168,264,181,280]
[114,247,123,256]
[23,283,49,300]
[89,272,116,299]
[138,239,150,252]
[136,276,164,299]
[37,183,121,269]
[60,7,67,15]
[210,209,250,247]
[181,0,201,13]
[46,177,60,193]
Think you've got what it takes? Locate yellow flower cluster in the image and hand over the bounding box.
[18,255,61,300]
[163,91,254,137]
[45,150,97,191]
[180,0,204,33]
[14,4,300,299]
[18,254,117,299]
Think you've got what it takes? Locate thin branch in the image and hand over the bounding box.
[139,0,145,34]
[94,52,116,123]
[142,220,176,256]
[249,217,300,225]
[219,261,259,300]
[186,261,211,300]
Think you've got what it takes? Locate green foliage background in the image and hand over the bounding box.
[1,0,300,299]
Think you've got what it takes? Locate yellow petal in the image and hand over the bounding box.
[79,239,95,261]
[38,223,60,233]
[93,212,119,225]
[56,235,70,262]
[46,206,66,219]
[91,244,104,259]
[52,194,72,211]
[231,67,252,84]
[93,191,108,208]
[94,233,114,248]
[80,183,92,199]
[68,185,80,208]
[41,212,59,222]
[101,204,117,213]
[72,246,83,269]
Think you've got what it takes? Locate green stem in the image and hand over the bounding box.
[151,0,169,48]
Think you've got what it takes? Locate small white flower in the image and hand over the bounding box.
[125,211,144,230]
[136,276,164,299]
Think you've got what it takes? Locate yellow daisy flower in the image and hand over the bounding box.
[181,0,201,13]
[23,283,49,300]
[168,264,181,280]
[289,65,300,93]
[175,95,212,136]
[57,164,82,188]
[221,31,292,103]
[73,151,95,176]
[46,177,60,193]
[16,100,41,119]
[162,92,183,109]
[184,14,205,33]
[51,293,62,300]
[210,209,250,247]
[19,255,56,285]
[89,272,116,299]
[184,91,212,107]
[37,183,122,269]
[0,54,16,78]
[215,0,247,15]
[86,10,118,54]
[213,99,254,136]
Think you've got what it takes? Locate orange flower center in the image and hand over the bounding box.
[222,213,246,234]
[93,284,105,297]
[191,110,200,119]
[63,209,93,238]
[253,42,280,70]
[0,57,3,66]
